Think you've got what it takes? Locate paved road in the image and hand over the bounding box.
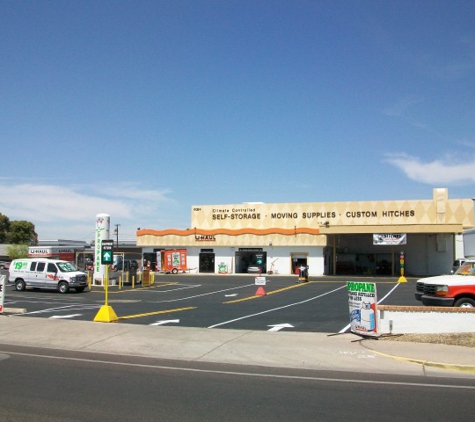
[1,343,474,422]
[4,274,419,332]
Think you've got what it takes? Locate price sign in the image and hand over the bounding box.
[255,276,266,285]
[101,240,114,265]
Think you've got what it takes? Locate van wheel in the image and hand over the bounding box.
[15,279,26,291]
[454,297,475,308]
[172,268,178,274]
[58,282,69,294]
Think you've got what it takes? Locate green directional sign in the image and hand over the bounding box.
[101,240,114,265]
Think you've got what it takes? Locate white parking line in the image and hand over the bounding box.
[50,314,83,319]
[151,284,256,304]
[23,304,100,315]
[208,285,347,328]
[146,284,202,293]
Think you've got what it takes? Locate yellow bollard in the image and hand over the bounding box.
[398,252,407,283]
[142,270,150,287]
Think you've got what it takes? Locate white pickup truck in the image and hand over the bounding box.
[415,260,475,308]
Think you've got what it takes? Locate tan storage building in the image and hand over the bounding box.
[137,188,474,276]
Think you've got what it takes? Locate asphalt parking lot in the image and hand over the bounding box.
[3,273,420,333]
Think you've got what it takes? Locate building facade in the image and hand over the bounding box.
[137,188,474,277]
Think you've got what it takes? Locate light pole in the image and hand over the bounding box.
[114,224,120,250]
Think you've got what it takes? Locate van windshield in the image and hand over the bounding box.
[57,262,79,272]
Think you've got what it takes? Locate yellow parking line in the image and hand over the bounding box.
[119,306,196,320]
[224,282,309,304]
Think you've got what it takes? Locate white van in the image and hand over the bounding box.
[9,258,88,294]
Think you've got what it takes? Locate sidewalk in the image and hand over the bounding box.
[1,315,474,378]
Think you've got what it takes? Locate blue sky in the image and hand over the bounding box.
[1,0,474,242]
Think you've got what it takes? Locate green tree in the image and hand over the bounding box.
[6,244,29,259]
[0,213,10,243]
[7,221,38,245]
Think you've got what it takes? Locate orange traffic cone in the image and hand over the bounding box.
[255,286,266,296]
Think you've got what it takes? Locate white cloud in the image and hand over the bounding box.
[382,96,442,137]
[383,96,424,118]
[423,37,475,81]
[0,183,128,222]
[385,153,475,185]
[456,139,475,149]
[0,180,176,240]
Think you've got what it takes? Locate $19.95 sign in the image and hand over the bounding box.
[347,281,379,337]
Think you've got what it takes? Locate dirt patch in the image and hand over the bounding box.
[380,333,475,348]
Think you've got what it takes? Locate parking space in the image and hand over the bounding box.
[3,273,419,333]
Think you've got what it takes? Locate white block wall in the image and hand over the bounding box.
[378,306,475,334]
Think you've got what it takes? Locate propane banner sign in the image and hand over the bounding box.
[347,281,379,337]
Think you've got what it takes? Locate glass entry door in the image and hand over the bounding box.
[199,252,215,273]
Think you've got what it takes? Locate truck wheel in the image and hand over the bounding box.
[454,297,475,308]
[58,281,69,294]
[172,268,178,274]
[15,279,26,291]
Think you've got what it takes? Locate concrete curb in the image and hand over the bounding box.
[367,348,475,375]
[2,308,27,314]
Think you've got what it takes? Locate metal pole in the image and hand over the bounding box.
[333,235,337,275]
[114,224,120,250]
[105,264,109,306]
